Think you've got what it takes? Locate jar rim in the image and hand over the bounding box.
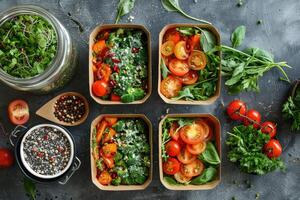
[0,5,64,85]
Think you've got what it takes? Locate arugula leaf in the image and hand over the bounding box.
[161,0,211,24]
[160,58,170,79]
[23,178,36,200]
[115,0,136,23]
[176,27,197,36]
[282,87,300,132]
[231,25,246,48]
[171,87,194,100]
[190,167,217,185]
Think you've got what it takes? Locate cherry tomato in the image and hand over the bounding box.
[189,34,200,51]
[180,159,204,177]
[177,148,197,164]
[264,139,282,158]
[160,76,182,98]
[226,100,247,121]
[102,128,116,144]
[188,50,207,70]
[166,140,181,157]
[0,148,14,168]
[180,70,199,85]
[243,109,261,129]
[163,157,180,175]
[96,63,112,82]
[179,123,206,145]
[187,141,206,155]
[161,41,175,56]
[101,143,117,158]
[111,93,121,101]
[8,100,29,125]
[174,171,192,183]
[169,122,180,141]
[195,120,210,139]
[92,80,110,97]
[168,59,190,76]
[93,40,107,54]
[261,121,277,138]
[98,170,112,185]
[104,117,118,126]
[174,41,189,60]
[96,120,108,143]
[164,29,181,44]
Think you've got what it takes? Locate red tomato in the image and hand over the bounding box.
[264,139,282,158]
[160,76,182,98]
[165,29,181,44]
[104,117,118,126]
[101,143,117,158]
[187,141,206,155]
[189,34,200,51]
[8,100,29,125]
[179,123,206,145]
[174,171,192,183]
[163,157,180,175]
[226,99,247,121]
[174,41,189,60]
[180,70,199,85]
[243,109,261,129]
[98,170,112,185]
[0,148,14,168]
[96,63,112,82]
[177,148,197,164]
[161,41,175,56]
[103,156,115,169]
[180,159,204,177]
[169,122,179,140]
[166,141,181,157]
[188,50,207,70]
[111,93,121,101]
[261,121,277,138]
[93,40,107,54]
[168,59,189,77]
[92,80,110,97]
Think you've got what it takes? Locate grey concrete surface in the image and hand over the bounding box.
[0,0,300,200]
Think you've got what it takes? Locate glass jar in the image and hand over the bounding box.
[0,5,77,94]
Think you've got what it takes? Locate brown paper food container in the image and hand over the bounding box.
[158,24,221,105]
[158,113,221,190]
[89,24,152,105]
[90,114,153,191]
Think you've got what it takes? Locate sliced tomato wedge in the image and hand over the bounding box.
[168,59,189,77]
[187,141,206,155]
[96,120,108,143]
[103,156,115,169]
[195,119,210,139]
[177,148,197,164]
[98,170,112,185]
[179,123,206,145]
[180,159,204,177]
[174,41,189,60]
[160,76,182,98]
[164,29,181,44]
[101,143,117,158]
[189,34,200,51]
[180,70,199,85]
[8,100,30,125]
[111,93,121,101]
[188,50,207,70]
[163,157,180,175]
[102,128,116,144]
[169,122,180,140]
[161,41,175,56]
[174,171,192,184]
[104,117,118,126]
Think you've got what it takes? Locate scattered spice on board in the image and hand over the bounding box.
[54,95,86,124]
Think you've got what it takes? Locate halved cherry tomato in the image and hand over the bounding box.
[195,120,210,139]
[98,170,112,185]
[169,122,180,140]
[261,121,277,138]
[101,143,117,158]
[103,156,115,169]
[264,139,282,158]
[180,159,204,177]
[104,117,118,126]
[174,171,192,183]
[227,99,247,121]
[165,29,181,44]
[166,140,181,157]
[161,41,175,56]
[8,100,29,125]
[181,70,199,85]
[174,41,189,60]
[96,63,112,82]
[160,76,182,98]
[202,118,214,141]
[187,141,206,155]
[188,50,207,70]
[96,120,108,143]
[92,80,110,97]
[168,59,189,76]
[189,34,200,51]
[243,109,261,129]
[102,128,116,143]
[0,148,14,168]
[179,123,206,145]
[177,148,197,164]
[93,40,107,54]
[111,93,121,101]
[163,157,180,175]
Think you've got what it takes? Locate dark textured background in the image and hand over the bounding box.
[0,0,300,199]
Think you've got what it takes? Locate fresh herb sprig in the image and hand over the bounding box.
[23,178,36,200]
[115,0,136,23]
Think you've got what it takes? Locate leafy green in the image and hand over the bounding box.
[160,58,170,79]
[199,142,220,165]
[0,15,57,78]
[231,25,246,48]
[121,88,145,102]
[282,87,300,131]
[190,167,217,185]
[115,0,136,23]
[226,125,285,175]
[23,178,36,200]
[200,29,217,53]
[164,176,180,185]
[161,0,211,24]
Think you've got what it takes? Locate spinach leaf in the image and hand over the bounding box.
[190,167,217,185]
[200,29,217,53]
[163,176,179,185]
[231,25,246,48]
[160,58,170,79]
[244,47,274,62]
[115,0,136,23]
[161,0,211,24]
[176,27,197,36]
[199,142,220,165]
[23,178,36,200]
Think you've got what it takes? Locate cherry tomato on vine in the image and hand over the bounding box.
[261,121,277,138]
[243,109,261,129]
[226,100,247,121]
[264,139,282,158]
